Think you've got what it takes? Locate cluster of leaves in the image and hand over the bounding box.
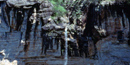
[49,0,67,16]
[49,0,85,18]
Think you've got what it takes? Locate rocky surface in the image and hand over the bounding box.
[0,34,130,65]
[96,36,130,65]
[0,0,130,65]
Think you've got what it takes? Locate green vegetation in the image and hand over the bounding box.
[49,0,84,20]
[50,0,67,16]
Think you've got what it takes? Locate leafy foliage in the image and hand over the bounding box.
[50,0,67,16]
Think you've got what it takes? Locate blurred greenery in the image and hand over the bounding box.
[50,0,67,16]
[49,0,84,20]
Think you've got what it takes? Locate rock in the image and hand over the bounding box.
[38,1,53,23]
[88,40,95,57]
[96,36,130,65]
[67,38,77,43]
[0,0,6,1]
[42,23,55,30]
[0,1,130,65]
[100,1,115,6]
[23,6,32,9]
[112,61,129,65]
[60,17,69,23]
[39,7,53,12]
[7,0,37,7]
[55,25,65,30]
[42,23,66,31]
[39,1,52,8]
[115,17,123,32]
[40,12,52,17]
[68,24,76,31]
[0,50,5,56]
